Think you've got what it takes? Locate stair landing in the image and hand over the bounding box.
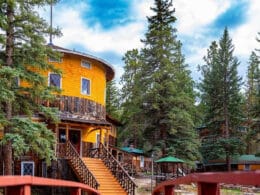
[82,157,127,195]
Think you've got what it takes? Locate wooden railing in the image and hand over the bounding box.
[0,176,100,195]
[98,143,137,195]
[152,171,260,195]
[40,95,106,120]
[64,141,99,190]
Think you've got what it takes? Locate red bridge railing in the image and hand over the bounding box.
[152,171,260,195]
[0,176,100,195]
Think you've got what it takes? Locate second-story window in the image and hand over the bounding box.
[81,60,91,69]
[81,78,90,95]
[49,73,61,89]
[48,56,62,63]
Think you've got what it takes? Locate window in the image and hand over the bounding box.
[14,77,20,86]
[140,156,144,168]
[81,78,90,95]
[48,56,62,63]
[244,164,250,171]
[21,161,34,176]
[81,60,91,69]
[42,162,47,177]
[49,73,61,89]
[59,129,66,143]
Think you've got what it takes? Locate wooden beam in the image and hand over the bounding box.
[66,124,69,141]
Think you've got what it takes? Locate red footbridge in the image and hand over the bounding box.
[0,171,259,195]
[0,176,100,195]
[152,171,260,195]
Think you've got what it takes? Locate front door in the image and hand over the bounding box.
[69,130,81,154]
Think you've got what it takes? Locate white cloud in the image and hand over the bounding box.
[40,0,259,83]
[232,0,260,57]
[50,2,147,56]
[174,0,230,35]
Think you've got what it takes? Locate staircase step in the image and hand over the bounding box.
[82,157,127,195]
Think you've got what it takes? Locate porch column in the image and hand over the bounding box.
[6,184,31,195]
[70,188,81,195]
[99,128,102,146]
[198,182,220,195]
[66,124,69,141]
[165,185,175,195]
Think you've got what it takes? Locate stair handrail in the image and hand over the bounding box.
[99,143,137,195]
[65,141,99,190]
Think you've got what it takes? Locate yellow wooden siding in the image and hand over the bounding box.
[47,54,106,105]
[238,164,260,171]
[82,127,108,144]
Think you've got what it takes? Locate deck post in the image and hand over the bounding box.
[6,184,31,195]
[24,185,31,195]
[165,185,174,195]
[198,182,220,195]
[70,187,81,195]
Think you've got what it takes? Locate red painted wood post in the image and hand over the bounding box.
[6,185,29,195]
[198,182,220,195]
[24,185,31,195]
[70,187,81,195]
[165,185,175,195]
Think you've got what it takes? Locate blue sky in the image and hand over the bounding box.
[43,0,260,85]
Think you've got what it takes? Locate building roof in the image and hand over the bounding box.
[60,115,111,126]
[106,115,122,126]
[49,44,115,81]
[236,154,260,162]
[120,147,144,155]
[155,156,185,163]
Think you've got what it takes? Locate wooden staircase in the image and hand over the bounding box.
[83,157,127,195]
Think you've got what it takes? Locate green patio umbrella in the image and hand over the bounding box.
[120,147,144,155]
[155,156,185,163]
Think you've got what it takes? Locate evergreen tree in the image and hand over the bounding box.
[0,0,61,175]
[106,80,120,120]
[244,49,260,154]
[119,49,145,147]
[139,0,200,163]
[246,52,260,120]
[199,28,243,171]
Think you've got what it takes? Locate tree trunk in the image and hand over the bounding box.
[3,3,15,175]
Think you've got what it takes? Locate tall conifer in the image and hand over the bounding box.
[0,1,61,175]
[139,0,200,162]
[106,80,120,120]
[199,28,243,171]
[120,49,145,147]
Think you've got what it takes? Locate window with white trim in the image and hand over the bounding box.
[81,78,90,95]
[244,164,250,171]
[42,162,47,177]
[14,77,20,87]
[21,161,34,176]
[49,73,61,89]
[48,56,62,63]
[81,60,91,69]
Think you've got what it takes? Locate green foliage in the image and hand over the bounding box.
[106,80,120,120]
[199,28,244,165]
[0,0,61,170]
[119,49,145,147]
[120,0,200,164]
[246,51,260,119]
[1,117,56,165]
[243,35,260,154]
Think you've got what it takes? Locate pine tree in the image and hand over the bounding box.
[106,80,120,120]
[139,0,200,163]
[199,28,244,171]
[0,1,61,175]
[119,49,145,147]
[244,49,260,154]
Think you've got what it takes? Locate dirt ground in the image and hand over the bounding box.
[133,177,197,195]
[133,177,260,195]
